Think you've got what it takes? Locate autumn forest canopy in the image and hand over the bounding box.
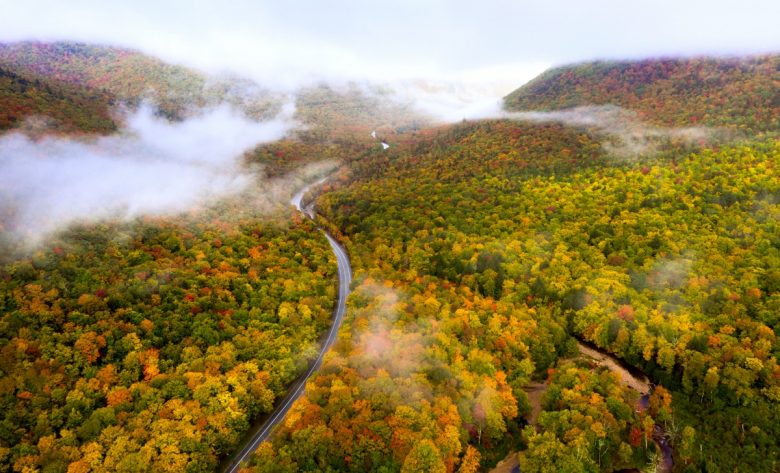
[0,40,778,473]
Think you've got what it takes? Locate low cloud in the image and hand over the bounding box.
[648,256,694,291]
[504,105,731,158]
[351,280,428,378]
[0,103,297,241]
[343,279,440,407]
[381,64,549,123]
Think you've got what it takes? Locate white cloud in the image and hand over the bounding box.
[504,105,726,158]
[402,64,550,121]
[0,104,296,239]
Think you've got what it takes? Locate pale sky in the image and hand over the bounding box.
[1,0,779,89]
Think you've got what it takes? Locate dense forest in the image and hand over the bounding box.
[0,45,778,472]
[521,361,675,472]
[293,84,426,144]
[0,65,116,134]
[244,116,777,471]
[0,205,341,471]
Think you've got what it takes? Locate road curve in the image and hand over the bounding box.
[222,180,351,473]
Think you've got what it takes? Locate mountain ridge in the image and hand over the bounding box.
[504,55,780,132]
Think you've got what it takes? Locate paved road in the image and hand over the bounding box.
[222,180,351,473]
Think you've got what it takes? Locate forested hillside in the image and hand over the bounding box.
[504,56,780,132]
[248,118,779,471]
[294,84,426,144]
[0,44,778,473]
[0,203,341,471]
[0,41,278,122]
[0,65,116,134]
[0,41,427,139]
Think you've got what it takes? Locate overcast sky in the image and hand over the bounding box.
[1,0,779,89]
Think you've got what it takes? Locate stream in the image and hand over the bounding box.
[492,341,674,473]
[576,341,674,473]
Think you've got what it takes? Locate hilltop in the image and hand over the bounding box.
[504,55,780,132]
[0,41,427,140]
[0,41,278,122]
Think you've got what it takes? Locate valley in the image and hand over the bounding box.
[0,38,777,473]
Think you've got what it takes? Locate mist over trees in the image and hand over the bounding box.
[0,43,778,472]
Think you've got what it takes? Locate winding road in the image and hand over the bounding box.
[222,178,352,473]
[224,178,670,473]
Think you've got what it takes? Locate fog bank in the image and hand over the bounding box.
[504,105,727,157]
[0,103,296,240]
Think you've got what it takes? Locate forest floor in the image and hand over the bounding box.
[524,382,549,426]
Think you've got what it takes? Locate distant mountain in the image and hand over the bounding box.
[0,41,428,139]
[0,41,281,123]
[294,83,427,143]
[504,56,780,132]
